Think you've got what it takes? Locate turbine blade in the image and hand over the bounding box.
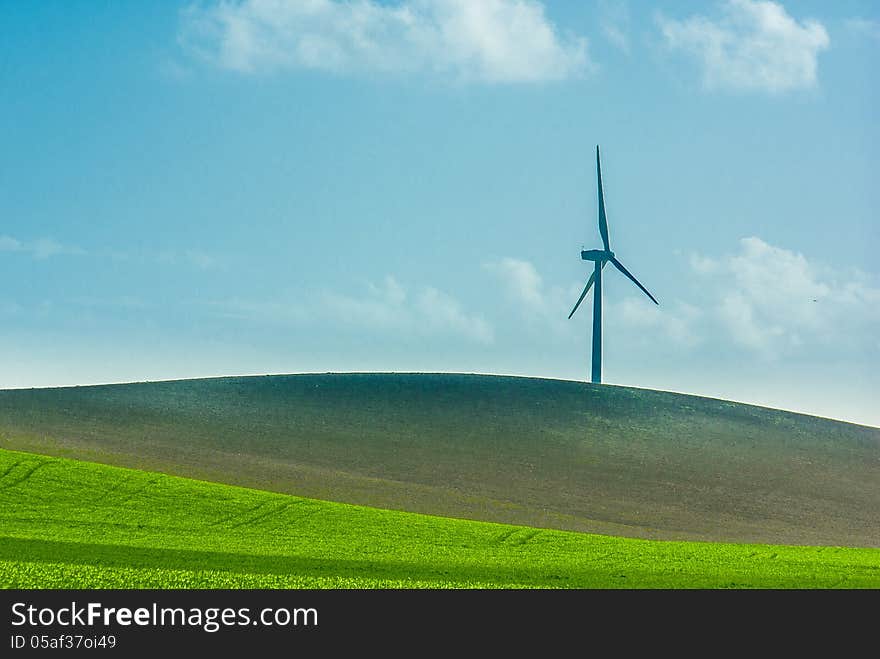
[610,257,659,305]
[568,262,609,319]
[568,274,595,319]
[597,145,610,252]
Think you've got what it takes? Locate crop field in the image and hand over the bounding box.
[1,373,878,547]
[2,448,879,589]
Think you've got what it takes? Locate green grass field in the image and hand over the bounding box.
[2,448,879,589]
[1,374,877,547]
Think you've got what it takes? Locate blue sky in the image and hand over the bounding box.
[1,0,878,426]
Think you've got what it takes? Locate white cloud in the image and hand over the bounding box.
[213,297,311,324]
[487,242,879,363]
[658,0,829,92]
[31,239,85,259]
[486,257,701,350]
[845,18,880,41]
[0,300,23,316]
[0,235,84,259]
[325,275,493,343]
[72,296,150,311]
[151,248,219,269]
[324,276,411,331]
[159,57,194,82]
[416,287,493,343]
[689,252,718,274]
[613,297,701,346]
[217,275,492,343]
[485,258,546,310]
[486,257,662,343]
[184,249,217,270]
[716,292,782,353]
[603,24,629,54]
[181,0,591,82]
[692,237,880,357]
[483,257,582,333]
[599,0,630,54]
[0,236,23,252]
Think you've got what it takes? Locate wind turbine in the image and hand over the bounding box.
[568,146,659,384]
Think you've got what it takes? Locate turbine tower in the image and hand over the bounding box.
[568,146,659,384]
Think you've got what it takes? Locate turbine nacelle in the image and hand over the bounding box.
[581,249,614,262]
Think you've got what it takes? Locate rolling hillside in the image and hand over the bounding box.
[3,448,879,588]
[0,373,877,547]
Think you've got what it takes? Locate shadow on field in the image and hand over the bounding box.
[0,536,572,587]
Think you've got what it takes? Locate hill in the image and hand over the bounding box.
[0,373,877,547]
[3,448,879,588]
